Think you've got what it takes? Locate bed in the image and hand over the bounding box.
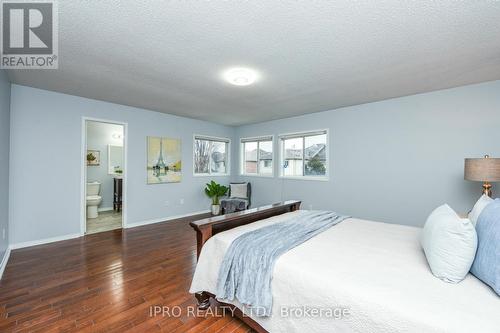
[189,201,500,333]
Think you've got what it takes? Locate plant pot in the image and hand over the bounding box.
[211,204,221,216]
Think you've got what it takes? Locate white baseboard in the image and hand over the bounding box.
[0,247,11,279]
[126,210,210,229]
[7,210,209,252]
[10,233,82,250]
[98,207,114,212]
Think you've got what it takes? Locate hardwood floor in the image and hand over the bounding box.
[0,213,252,332]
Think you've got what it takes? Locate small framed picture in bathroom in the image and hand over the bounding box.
[87,150,100,166]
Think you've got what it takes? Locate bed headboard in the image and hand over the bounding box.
[190,200,301,258]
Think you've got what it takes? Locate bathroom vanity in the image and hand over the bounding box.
[113,178,123,212]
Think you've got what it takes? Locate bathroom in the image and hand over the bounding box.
[86,120,124,234]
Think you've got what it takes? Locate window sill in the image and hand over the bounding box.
[193,173,230,177]
[240,173,274,178]
[278,176,329,182]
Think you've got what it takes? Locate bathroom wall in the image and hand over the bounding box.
[9,85,236,246]
[86,121,124,211]
[0,70,10,264]
[234,80,500,227]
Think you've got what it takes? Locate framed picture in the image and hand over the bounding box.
[87,150,100,166]
[147,137,182,184]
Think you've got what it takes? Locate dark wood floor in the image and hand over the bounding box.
[0,214,252,332]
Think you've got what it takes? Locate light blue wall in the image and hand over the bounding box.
[0,71,10,260]
[8,80,500,245]
[86,121,124,210]
[234,80,500,227]
[9,85,236,245]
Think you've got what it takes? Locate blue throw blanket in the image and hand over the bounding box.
[216,210,349,316]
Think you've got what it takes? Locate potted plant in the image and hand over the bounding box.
[205,180,228,215]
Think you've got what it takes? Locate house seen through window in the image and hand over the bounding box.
[241,136,273,176]
[280,130,328,179]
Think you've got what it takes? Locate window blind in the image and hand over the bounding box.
[194,135,230,143]
[279,130,327,140]
[240,136,273,143]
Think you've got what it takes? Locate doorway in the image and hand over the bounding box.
[81,118,127,235]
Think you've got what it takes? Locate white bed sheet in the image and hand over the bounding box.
[190,210,500,333]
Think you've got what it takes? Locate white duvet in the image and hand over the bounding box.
[190,210,500,333]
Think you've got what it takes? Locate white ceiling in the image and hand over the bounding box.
[7,1,500,126]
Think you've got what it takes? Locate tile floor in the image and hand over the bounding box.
[86,210,122,234]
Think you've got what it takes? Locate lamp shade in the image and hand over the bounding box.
[464,157,500,182]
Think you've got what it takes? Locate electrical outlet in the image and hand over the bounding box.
[2,228,5,240]
[164,201,170,207]
[309,204,313,210]
[180,198,185,205]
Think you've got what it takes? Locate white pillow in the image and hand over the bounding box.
[420,204,477,283]
[230,183,248,199]
[468,194,494,226]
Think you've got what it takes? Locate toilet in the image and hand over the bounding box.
[86,182,102,219]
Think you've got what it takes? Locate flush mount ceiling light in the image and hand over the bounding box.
[223,67,258,86]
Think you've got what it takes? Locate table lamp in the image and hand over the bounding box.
[464,155,500,197]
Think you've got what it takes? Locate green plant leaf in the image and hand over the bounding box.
[204,180,228,205]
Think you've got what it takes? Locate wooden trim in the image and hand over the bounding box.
[190,200,301,258]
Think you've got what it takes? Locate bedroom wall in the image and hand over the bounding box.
[9,85,236,246]
[234,80,500,227]
[0,70,10,263]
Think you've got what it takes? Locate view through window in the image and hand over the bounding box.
[241,136,273,176]
[194,136,230,175]
[280,130,327,178]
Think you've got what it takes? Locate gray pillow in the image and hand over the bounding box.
[230,183,248,199]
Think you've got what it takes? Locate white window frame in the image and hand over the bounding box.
[279,129,329,181]
[193,134,231,176]
[240,135,274,177]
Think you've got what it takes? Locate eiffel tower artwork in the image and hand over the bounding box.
[147,136,182,184]
[153,139,167,177]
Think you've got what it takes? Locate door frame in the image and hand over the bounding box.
[80,117,128,235]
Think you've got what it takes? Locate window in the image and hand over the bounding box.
[194,135,230,175]
[280,130,328,179]
[241,136,273,176]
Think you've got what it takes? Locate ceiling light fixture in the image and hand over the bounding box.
[224,67,258,86]
[112,133,122,139]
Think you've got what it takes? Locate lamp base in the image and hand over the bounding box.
[483,182,492,197]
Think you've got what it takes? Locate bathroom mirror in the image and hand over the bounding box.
[108,145,124,175]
